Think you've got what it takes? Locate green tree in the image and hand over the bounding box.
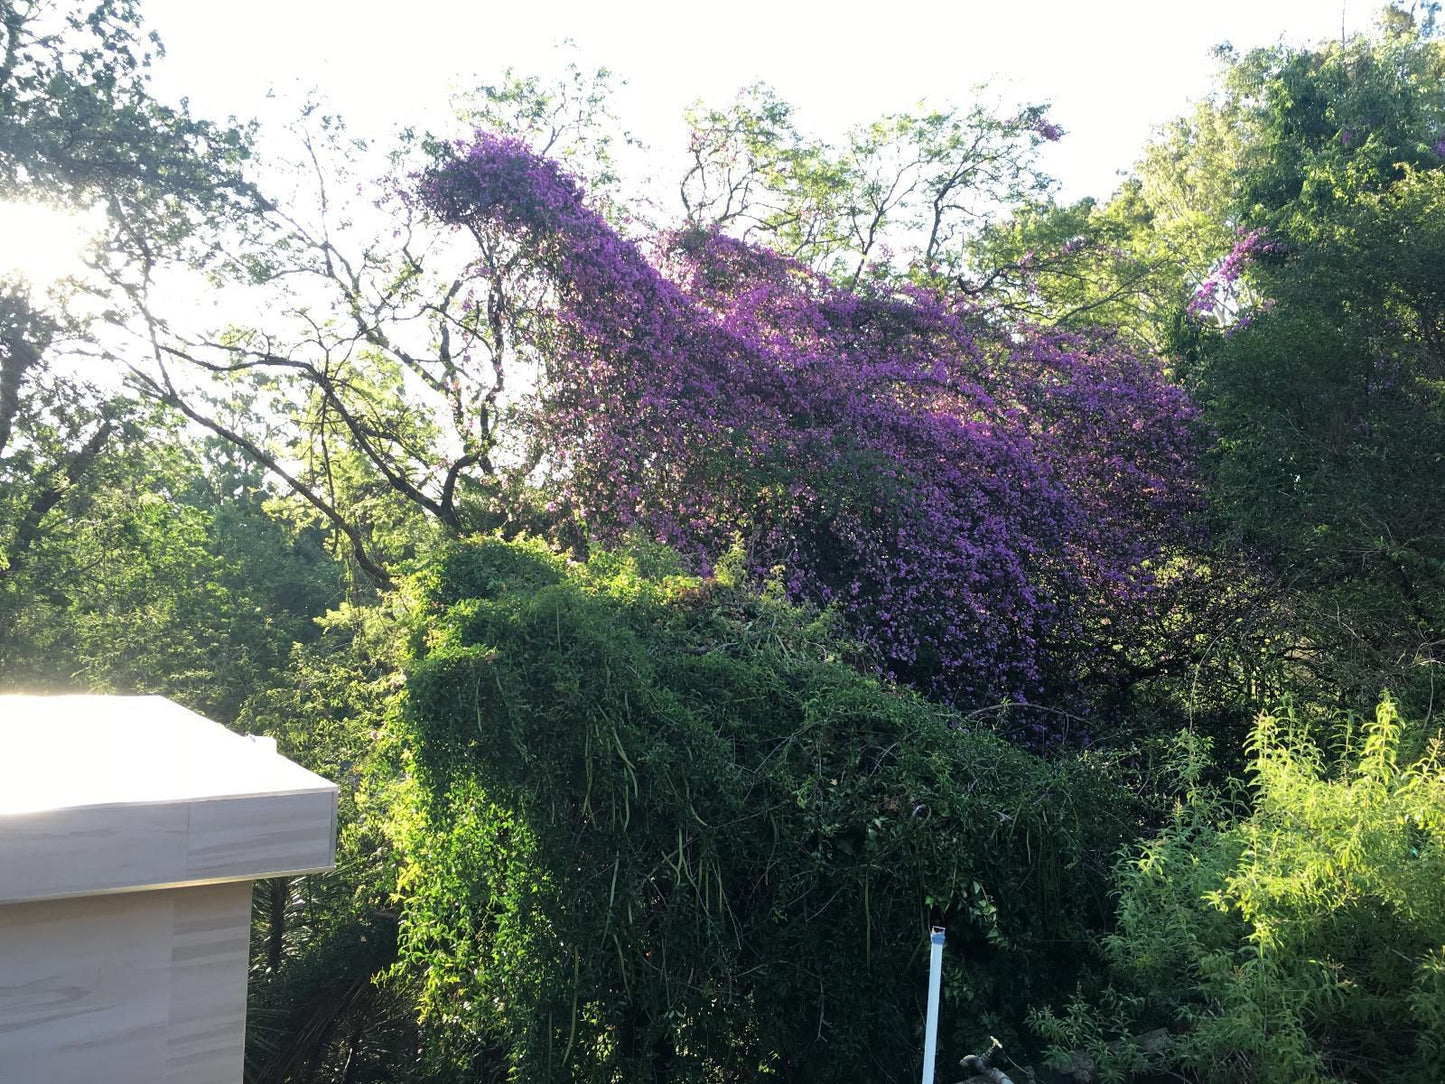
[681,82,1060,286]
[966,90,1242,350]
[1,411,343,723]
[124,63,636,585]
[0,282,120,645]
[0,0,268,637]
[0,0,251,232]
[238,601,434,1083]
[979,8,1445,717]
[1198,167,1445,711]
[1190,10,1445,712]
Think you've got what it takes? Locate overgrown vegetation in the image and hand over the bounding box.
[1,1,1441,1081]
[394,538,1137,1081]
[1035,695,1445,1083]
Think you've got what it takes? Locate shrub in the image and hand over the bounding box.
[392,536,1136,1083]
[1036,696,1445,1083]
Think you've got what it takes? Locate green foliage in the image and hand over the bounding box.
[1039,695,1445,1083]
[965,187,1182,347]
[681,82,1058,284]
[393,537,1137,1083]
[238,601,437,1083]
[987,10,1445,722]
[1226,11,1445,236]
[0,0,254,247]
[1,416,342,721]
[1197,148,1445,711]
[966,72,1243,350]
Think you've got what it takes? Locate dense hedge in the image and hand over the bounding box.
[393,537,1139,1082]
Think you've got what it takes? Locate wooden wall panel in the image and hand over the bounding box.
[0,891,171,1082]
[165,882,252,1083]
[0,792,335,905]
[0,882,254,1084]
[185,791,337,883]
[0,803,190,902]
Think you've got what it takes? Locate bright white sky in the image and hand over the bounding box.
[142,0,1377,203]
[0,0,1383,282]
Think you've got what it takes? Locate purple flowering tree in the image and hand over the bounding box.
[422,136,1203,715]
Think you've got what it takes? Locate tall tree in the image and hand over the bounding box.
[0,0,264,614]
[1189,7,1445,711]
[680,82,1061,286]
[422,135,1205,721]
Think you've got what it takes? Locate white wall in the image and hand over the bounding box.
[0,881,252,1084]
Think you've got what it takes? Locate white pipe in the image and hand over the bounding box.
[921,926,945,1084]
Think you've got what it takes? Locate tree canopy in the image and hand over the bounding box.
[1,3,1442,1081]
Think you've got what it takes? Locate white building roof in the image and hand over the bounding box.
[0,695,337,903]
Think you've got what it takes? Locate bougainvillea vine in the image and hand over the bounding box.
[420,134,1203,716]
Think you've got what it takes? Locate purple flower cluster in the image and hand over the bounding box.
[1008,112,1064,142]
[422,136,1202,712]
[1187,228,1274,318]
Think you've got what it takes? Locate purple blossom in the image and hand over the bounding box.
[1188,228,1276,319]
[1006,113,1064,143]
[420,135,1204,720]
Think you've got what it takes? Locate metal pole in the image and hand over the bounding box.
[921,926,945,1084]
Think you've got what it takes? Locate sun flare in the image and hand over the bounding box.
[0,200,102,285]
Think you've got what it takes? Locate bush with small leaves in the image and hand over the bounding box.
[1035,695,1445,1083]
[392,536,1140,1083]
